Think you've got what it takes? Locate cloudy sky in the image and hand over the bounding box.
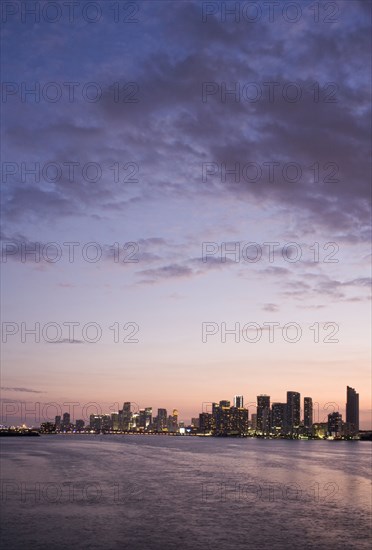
[1,0,371,427]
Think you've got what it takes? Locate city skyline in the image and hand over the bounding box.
[26,383,361,439]
[2,384,364,432]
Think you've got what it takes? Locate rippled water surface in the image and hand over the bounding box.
[1,435,371,549]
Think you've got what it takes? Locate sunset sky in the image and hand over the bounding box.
[1,1,371,428]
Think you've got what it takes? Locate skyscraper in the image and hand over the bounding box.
[89,414,102,432]
[346,386,359,435]
[139,409,146,429]
[234,395,244,408]
[157,408,168,431]
[214,401,231,435]
[250,413,257,431]
[76,419,85,431]
[271,403,286,435]
[169,409,179,432]
[286,391,300,435]
[257,395,270,434]
[304,397,313,430]
[111,412,119,431]
[212,401,248,435]
[199,412,212,432]
[328,412,343,437]
[120,402,132,431]
[62,412,71,430]
[145,407,152,428]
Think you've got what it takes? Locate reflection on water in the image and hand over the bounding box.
[1,436,371,549]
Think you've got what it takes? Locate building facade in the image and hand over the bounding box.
[304,397,313,431]
[286,391,300,435]
[346,386,359,435]
[257,395,270,435]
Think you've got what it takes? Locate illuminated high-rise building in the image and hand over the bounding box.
[257,395,270,434]
[139,409,146,429]
[75,419,85,431]
[271,403,286,434]
[157,408,168,431]
[304,397,313,430]
[168,409,179,432]
[119,402,133,431]
[234,395,244,408]
[328,412,343,437]
[214,401,231,434]
[172,409,179,432]
[89,414,102,431]
[145,407,152,428]
[111,412,119,431]
[250,413,257,431]
[131,412,139,430]
[346,386,359,435]
[62,412,71,430]
[213,400,248,435]
[199,412,212,432]
[286,391,300,435]
[138,408,152,429]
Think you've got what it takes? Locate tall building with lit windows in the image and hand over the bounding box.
[199,412,213,432]
[111,412,119,431]
[167,409,179,432]
[328,412,343,437]
[62,412,71,430]
[157,408,168,431]
[250,413,257,431]
[234,395,244,408]
[286,391,300,435]
[304,397,313,430]
[213,400,248,435]
[119,402,132,431]
[257,395,270,434]
[271,403,286,435]
[145,407,152,428]
[346,386,359,435]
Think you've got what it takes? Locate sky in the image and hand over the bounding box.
[0,0,371,428]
